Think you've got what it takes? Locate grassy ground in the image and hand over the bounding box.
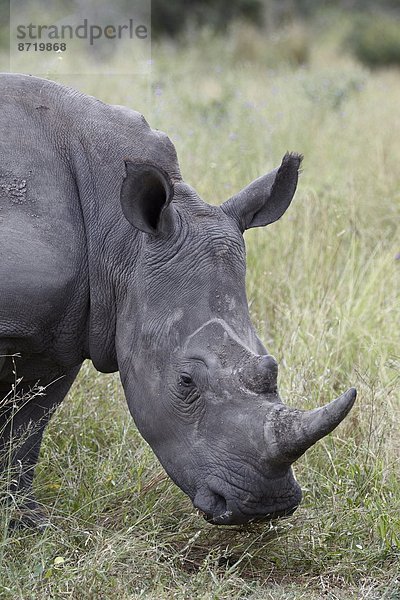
[1,21,400,599]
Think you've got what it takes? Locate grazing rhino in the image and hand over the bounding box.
[0,73,356,528]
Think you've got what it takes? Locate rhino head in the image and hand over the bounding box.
[116,153,356,525]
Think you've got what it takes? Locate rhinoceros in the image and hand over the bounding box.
[0,73,356,528]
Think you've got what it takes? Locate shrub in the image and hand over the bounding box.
[227,21,310,68]
[151,0,264,38]
[347,13,400,68]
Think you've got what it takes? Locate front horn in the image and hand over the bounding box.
[264,388,357,464]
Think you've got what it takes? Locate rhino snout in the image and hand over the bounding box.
[193,474,302,525]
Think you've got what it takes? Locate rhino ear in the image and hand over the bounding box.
[120,161,175,234]
[221,153,302,231]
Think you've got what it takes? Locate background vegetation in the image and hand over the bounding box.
[0,3,399,599]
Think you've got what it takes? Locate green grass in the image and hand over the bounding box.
[1,22,400,599]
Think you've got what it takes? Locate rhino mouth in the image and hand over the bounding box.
[193,479,302,526]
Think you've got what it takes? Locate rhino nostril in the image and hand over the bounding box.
[212,491,227,518]
[193,486,228,522]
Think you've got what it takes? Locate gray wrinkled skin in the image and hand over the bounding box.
[0,74,355,528]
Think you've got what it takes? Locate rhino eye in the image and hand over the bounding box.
[179,373,194,387]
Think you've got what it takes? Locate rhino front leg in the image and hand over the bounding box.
[0,364,81,529]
